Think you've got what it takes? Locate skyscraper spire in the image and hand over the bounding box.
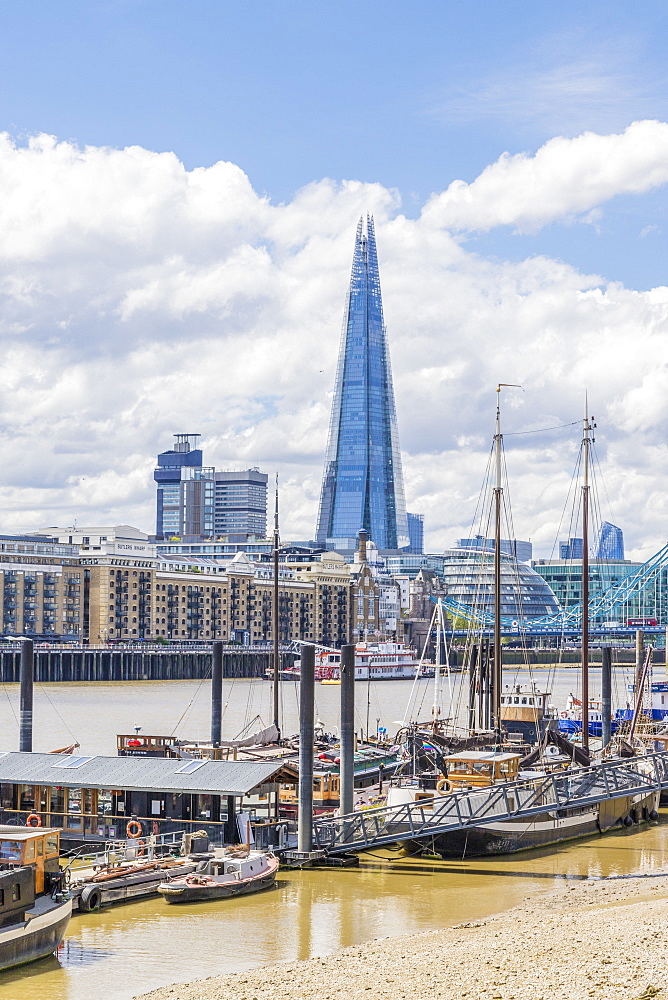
[316,216,409,552]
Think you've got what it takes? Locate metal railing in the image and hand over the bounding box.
[313,750,668,855]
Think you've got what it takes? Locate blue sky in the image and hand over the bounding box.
[3,1,668,284]
[2,1,668,555]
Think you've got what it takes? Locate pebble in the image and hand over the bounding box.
[135,873,668,1000]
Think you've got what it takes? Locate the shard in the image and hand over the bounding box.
[316,216,409,552]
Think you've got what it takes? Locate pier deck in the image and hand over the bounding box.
[312,750,668,855]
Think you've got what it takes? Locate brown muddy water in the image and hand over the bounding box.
[0,670,666,999]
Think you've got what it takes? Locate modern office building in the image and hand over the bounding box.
[596,521,625,560]
[559,537,583,560]
[441,548,560,620]
[406,513,424,555]
[532,558,641,613]
[213,469,268,538]
[154,434,267,540]
[315,216,409,555]
[457,535,532,563]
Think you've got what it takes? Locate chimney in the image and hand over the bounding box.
[357,528,368,563]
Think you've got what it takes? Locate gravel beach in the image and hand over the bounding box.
[136,873,668,1000]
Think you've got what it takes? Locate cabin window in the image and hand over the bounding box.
[98,790,112,815]
[514,697,519,704]
[49,786,65,816]
[36,839,43,857]
[68,788,82,829]
[45,834,59,856]
[528,698,534,706]
[0,840,21,860]
[19,785,35,812]
[521,698,527,705]
[196,794,213,820]
[12,883,20,902]
[25,839,35,861]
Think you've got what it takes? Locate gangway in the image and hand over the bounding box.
[312,750,668,855]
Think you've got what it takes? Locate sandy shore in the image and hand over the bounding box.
[136,873,668,1000]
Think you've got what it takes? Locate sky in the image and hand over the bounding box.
[1,0,668,560]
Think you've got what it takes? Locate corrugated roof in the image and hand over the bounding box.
[0,752,281,795]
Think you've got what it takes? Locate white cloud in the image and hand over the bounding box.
[422,121,668,233]
[0,129,668,561]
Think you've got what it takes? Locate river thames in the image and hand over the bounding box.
[0,667,665,1000]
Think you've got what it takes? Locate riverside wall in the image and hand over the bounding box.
[0,648,292,682]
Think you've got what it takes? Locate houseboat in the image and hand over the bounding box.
[384,749,660,856]
[0,825,72,970]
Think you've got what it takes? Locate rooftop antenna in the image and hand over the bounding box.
[272,473,281,739]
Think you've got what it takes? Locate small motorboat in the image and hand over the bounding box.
[157,849,278,904]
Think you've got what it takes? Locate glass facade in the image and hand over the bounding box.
[442,549,560,620]
[406,513,424,555]
[316,216,409,552]
[155,435,267,539]
[596,521,625,560]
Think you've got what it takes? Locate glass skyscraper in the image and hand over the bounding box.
[316,216,409,553]
[596,521,625,560]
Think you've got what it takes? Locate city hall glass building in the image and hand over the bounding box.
[316,216,409,553]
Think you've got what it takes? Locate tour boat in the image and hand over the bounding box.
[158,848,278,903]
[0,825,72,971]
[314,641,427,682]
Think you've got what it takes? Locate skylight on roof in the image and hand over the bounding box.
[175,759,208,774]
[51,755,95,769]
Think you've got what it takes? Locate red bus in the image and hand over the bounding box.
[626,617,658,627]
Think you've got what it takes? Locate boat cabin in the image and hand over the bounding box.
[0,825,61,895]
[443,751,521,790]
[0,753,296,849]
[500,684,550,722]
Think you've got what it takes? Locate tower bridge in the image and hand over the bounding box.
[434,540,668,634]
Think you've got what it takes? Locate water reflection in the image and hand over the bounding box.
[2,818,668,1000]
[0,673,667,999]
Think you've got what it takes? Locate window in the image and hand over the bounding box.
[52,755,95,769]
[0,840,21,860]
[12,883,20,902]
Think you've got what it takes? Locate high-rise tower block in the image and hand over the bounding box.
[316,216,409,553]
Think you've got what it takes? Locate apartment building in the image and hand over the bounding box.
[0,534,83,638]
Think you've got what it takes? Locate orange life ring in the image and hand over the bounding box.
[26,813,42,827]
[126,820,142,838]
[436,778,452,795]
[560,712,568,719]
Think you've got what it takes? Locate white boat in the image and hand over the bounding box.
[313,641,427,682]
[158,848,278,903]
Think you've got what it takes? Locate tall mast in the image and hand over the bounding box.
[432,601,442,732]
[492,385,520,736]
[272,473,281,739]
[492,387,503,735]
[581,401,592,754]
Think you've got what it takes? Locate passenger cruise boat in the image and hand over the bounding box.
[313,641,426,681]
